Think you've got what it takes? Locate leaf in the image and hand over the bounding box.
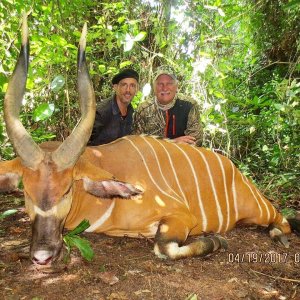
[252,96,259,106]
[249,126,256,134]
[26,78,34,90]
[284,0,300,10]
[117,16,125,24]
[0,209,18,220]
[51,35,68,47]
[124,33,134,52]
[124,40,134,52]
[185,294,198,300]
[120,61,132,68]
[50,75,65,92]
[98,64,106,73]
[98,271,119,285]
[213,91,225,99]
[262,145,269,152]
[63,220,94,261]
[66,219,90,236]
[134,31,147,42]
[33,103,55,122]
[63,235,94,261]
[273,103,285,111]
[2,82,8,92]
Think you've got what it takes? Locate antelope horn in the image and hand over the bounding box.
[4,13,44,169]
[52,23,96,171]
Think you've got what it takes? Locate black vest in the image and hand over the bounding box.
[164,99,193,139]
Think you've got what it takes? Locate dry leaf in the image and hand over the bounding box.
[98,271,119,285]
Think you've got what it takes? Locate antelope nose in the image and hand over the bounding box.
[32,250,53,265]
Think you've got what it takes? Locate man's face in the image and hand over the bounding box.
[113,78,138,105]
[154,74,178,105]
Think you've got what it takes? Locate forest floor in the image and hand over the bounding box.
[0,193,299,300]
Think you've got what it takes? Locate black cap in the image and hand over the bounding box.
[112,69,139,84]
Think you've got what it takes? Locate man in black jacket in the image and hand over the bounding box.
[88,69,139,145]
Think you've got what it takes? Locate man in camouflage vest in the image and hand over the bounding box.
[133,70,203,146]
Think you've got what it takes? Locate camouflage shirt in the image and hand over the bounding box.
[132,95,203,146]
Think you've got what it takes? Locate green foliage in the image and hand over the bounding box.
[63,219,94,262]
[281,208,297,219]
[33,103,55,122]
[50,75,65,93]
[0,0,299,203]
[185,294,198,300]
[0,209,18,220]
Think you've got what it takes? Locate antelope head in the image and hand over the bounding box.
[3,14,95,265]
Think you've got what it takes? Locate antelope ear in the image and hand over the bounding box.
[83,177,143,199]
[0,159,23,193]
[73,153,116,181]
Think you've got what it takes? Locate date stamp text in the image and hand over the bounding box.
[227,252,299,264]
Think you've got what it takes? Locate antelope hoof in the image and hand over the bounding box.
[269,228,289,248]
[216,235,228,251]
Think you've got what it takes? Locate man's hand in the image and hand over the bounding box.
[173,135,196,145]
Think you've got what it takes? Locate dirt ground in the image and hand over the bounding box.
[0,194,299,300]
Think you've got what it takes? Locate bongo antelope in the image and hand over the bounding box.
[0,15,294,265]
